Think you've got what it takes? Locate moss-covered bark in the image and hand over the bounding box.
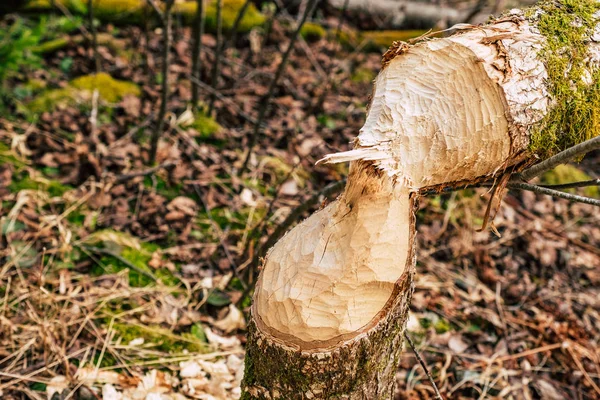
[242,274,414,399]
[525,0,600,158]
[22,0,265,33]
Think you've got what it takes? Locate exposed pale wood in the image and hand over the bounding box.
[255,164,412,346]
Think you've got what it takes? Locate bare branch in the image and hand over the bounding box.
[520,136,600,181]
[243,160,301,258]
[146,0,165,23]
[239,0,322,175]
[208,0,223,114]
[225,0,253,49]
[540,178,600,190]
[189,75,266,127]
[190,0,205,111]
[149,0,175,165]
[404,332,444,400]
[506,181,600,207]
[88,0,100,73]
[192,184,247,290]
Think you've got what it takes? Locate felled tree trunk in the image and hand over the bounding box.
[18,0,265,33]
[328,0,464,29]
[243,1,600,398]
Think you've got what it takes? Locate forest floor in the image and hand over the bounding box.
[0,10,599,400]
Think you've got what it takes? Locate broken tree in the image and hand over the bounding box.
[242,0,600,398]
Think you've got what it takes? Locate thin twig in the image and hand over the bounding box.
[108,115,153,149]
[189,75,265,127]
[506,181,600,207]
[243,160,301,258]
[539,178,600,190]
[192,185,247,290]
[88,0,100,73]
[149,0,175,165]
[208,0,223,114]
[225,0,252,49]
[421,179,600,207]
[404,331,444,400]
[190,0,205,111]
[520,136,600,181]
[114,161,175,183]
[146,0,165,23]
[240,0,322,174]
[89,89,99,144]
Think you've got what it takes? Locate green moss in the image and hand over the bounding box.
[143,176,182,201]
[8,175,72,197]
[541,164,599,197]
[338,29,428,52]
[172,0,266,33]
[361,30,427,51]
[0,142,27,168]
[27,73,140,113]
[70,72,141,102]
[27,87,76,113]
[96,242,179,287]
[112,322,208,353]
[21,78,47,93]
[85,230,178,287]
[205,0,265,33]
[25,0,146,23]
[31,37,69,54]
[351,67,376,84]
[32,33,126,55]
[26,0,265,31]
[91,0,147,23]
[434,318,452,334]
[193,111,221,138]
[527,0,600,158]
[300,22,326,42]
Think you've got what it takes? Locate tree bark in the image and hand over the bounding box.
[243,268,414,399]
[243,166,418,398]
[243,1,600,398]
[149,0,174,165]
[190,0,205,111]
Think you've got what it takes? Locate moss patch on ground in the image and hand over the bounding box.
[527,0,600,158]
[32,33,126,55]
[178,0,266,33]
[300,22,326,42]
[351,67,376,84]
[339,29,428,52]
[27,72,140,113]
[112,321,208,354]
[8,175,72,197]
[192,110,222,139]
[541,164,599,198]
[0,142,28,169]
[70,72,140,102]
[84,230,178,287]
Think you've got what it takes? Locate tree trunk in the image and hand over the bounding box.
[243,165,417,397]
[328,0,464,29]
[18,0,265,33]
[243,1,600,398]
